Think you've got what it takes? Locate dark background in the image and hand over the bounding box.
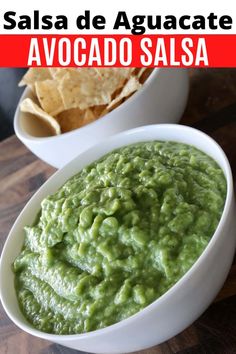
[0,68,26,140]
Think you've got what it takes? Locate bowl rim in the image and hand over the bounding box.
[14,68,160,142]
[0,123,233,341]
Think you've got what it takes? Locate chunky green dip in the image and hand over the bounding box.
[13,141,226,334]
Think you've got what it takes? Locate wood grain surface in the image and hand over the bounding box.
[1,69,236,354]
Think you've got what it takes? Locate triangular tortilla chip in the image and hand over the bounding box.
[20,98,61,135]
[19,68,52,87]
[35,80,65,116]
[56,106,102,133]
[138,68,154,84]
[58,68,135,110]
[107,76,141,110]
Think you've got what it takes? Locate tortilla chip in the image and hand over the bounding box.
[48,68,70,80]
[83,109,96,125]
[94,68,135,79]
[136,68,148,79]
[91,105,107,118]
[19,68,52,88]
[48,68,61,77]
[107,77,141,110]
[138,68,154,84]
[35,80,65,116]
[56,105,106,133]
[56,108,83,133]
[132,68,140,75]
[20,98,61,135]
[58,68,134,110]
[19,68,151,136]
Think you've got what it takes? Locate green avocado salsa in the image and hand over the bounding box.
[13,141,226,334]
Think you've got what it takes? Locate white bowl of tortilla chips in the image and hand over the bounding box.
[14,68,189,168]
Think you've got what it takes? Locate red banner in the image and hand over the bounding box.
[0,34,235,67]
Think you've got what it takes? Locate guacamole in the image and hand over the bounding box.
[13,141,226,334]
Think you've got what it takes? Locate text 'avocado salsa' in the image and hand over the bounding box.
[13,141,226,334]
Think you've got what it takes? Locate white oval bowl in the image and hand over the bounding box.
[14,69,189,168]
[1,124,235,354]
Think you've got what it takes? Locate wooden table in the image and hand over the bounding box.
[1,69,236,354]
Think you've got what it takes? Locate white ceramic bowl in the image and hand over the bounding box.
[14,69,189,168]
[1,124,235,354]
